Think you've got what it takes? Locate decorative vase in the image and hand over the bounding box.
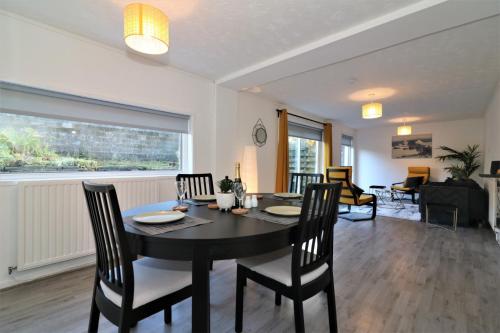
[216,192,235,211]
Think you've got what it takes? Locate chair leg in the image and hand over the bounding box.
[275,292,281,306]
[88,296,100,332]
[411,192,416,204]
[209,259,214,270]
[118,316,130,333]
[164,305,172,324]
[326,282,338,333]
[88,273,100,333]
[370,196,377,220]
[235,266,245,332]
[293,299,305,333]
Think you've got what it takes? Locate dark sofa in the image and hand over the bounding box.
[419,179,488,227]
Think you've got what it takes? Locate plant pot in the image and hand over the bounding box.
[216,192,235,211]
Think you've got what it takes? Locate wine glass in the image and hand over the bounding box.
[233,182,247,209]
[175,180,187,207]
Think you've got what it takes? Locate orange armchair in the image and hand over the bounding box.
[391,166,430,204]
[327,166,377,221]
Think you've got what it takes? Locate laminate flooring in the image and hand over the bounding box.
[1,216,499,333]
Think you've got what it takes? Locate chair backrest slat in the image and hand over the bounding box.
[176,173,215,199]
[289,173,324,194]
[292,182,341,283]
[83,182,133,296]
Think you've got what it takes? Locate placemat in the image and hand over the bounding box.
[126,215,213,235]
[263,194,302,205]
[244,209,299,225]
[184,199,213,206]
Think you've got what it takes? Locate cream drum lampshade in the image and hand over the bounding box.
[124,3,169,55]
[397,125,412,136]
[361,102,383,119]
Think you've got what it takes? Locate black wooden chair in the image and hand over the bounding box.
[289,172,324,194]
[176,173,216,270]
[83,182,192,333]
[235,182,342,333]
[176,173,214,199]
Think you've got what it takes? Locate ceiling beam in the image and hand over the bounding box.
[216,0,500,90]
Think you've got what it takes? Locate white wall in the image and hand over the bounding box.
[0,12,216,288]
[214,90,350,193]
[483,81,500,174]
[355,118,485,190]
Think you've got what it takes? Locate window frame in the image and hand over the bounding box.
[340,134,354,167]
[288,135,323,174]
[0,82,192,180]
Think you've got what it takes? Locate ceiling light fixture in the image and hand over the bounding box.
[124,3,169,55]
[397,119,412,135]
[362,94,382,119]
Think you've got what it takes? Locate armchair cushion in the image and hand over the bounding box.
[403,176,424,189]
[352,184,364,197]
[340,194,374,205]
[391,186,412,192]
[407,167,430,184]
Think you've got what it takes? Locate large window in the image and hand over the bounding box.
[340,134,354,166]
[0,112,183,173]
[0,82,189,174]
[288,122,323,174]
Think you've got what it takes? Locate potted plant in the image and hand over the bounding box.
[216,177,235,211]
[435,144,481,181]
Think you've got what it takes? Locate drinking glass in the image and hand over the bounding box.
[233,182,247,208]
[175,180,187,207]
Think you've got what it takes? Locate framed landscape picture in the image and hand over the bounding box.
[392,133,432,159]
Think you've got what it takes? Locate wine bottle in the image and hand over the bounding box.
[234,162,241,207]
[234,162,241,183]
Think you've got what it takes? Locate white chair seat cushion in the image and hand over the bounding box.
[237,247,329,287]
[100,257,191,309]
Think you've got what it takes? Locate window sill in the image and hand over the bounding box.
[0,170,181,184]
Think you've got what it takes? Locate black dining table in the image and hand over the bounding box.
[122,196,299,333]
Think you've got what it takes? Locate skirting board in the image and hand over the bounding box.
[0,255,95,291]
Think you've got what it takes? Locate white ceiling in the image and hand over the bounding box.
[1,0,499,128]
[0,0,422,80]
[260,16,500,128]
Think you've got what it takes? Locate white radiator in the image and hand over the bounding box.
[17,177,162,271]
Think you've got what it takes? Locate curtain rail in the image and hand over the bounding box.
[276,109,326,126]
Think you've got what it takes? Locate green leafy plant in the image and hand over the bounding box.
[217,177,233,193]
[435,144,481,180]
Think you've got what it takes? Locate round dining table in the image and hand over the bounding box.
[122,196,299,333]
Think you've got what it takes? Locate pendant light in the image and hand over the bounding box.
[124,3,169,55]
[361,93,383,119]
[397,118,412,136]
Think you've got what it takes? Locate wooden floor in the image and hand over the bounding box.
[1,216,499,333]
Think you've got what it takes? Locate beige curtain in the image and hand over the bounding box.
[323,122,333,173]
[275,110,289,192]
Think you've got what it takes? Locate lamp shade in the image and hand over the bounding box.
[242,145,259,193]
[397,125,412,136]
[124,3,169,55]
[362,102,383,119]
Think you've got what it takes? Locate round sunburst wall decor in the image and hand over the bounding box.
[252,119,267,147]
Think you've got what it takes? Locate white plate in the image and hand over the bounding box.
[192,194,217,202]
[133,211,185,224]
[273,192,302,199]
[264,206,302,217]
